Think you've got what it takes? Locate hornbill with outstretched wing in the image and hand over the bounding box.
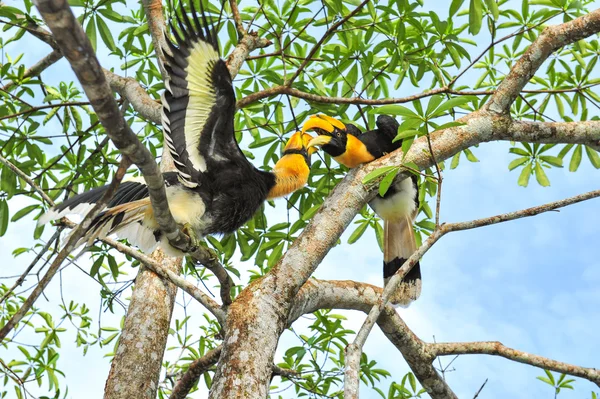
[302,114,420,306]
[39,2,315,255]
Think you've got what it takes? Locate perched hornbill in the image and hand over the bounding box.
[302,114,420,306]
[39,2,315,256]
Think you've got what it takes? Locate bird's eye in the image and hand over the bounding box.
[336,131,342,138]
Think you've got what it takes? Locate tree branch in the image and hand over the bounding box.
[1,49,63,91]
[169,346,223,399]
[235,84,600,109]
[486,8,600,114]
[101,238,226,324]
[431,341,600,388]
[0,101,90,121]
[141,0,168,78]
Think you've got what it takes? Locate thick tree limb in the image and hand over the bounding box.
[103,251,180,399]
[103,68,162,124]
[169,346,299,399]
[508,120,600,150]
[431,342,600,388]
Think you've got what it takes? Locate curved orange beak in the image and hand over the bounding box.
[284,131,317,155]
[301,114,346,135]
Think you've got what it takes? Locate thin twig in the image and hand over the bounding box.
[472,378,488,399]
[0,101,90,121]
[433,341,600,387]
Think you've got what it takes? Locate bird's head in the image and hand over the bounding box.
[302,114,349,158]
[302,114,373,168]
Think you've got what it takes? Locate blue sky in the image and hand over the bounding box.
[1,0,600,398]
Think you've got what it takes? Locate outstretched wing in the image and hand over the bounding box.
[161,0,238,188]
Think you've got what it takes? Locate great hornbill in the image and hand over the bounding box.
[39,2,315,256]
[302,114,420,306]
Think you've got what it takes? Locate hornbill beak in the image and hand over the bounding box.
[302,114,347,149]
[307,135,333,149]
[284,131,317,155]
[301,114,345,134]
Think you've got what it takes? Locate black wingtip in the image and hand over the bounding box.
[166,0,221,53]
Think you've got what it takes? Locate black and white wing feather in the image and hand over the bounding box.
[161,1,238,188]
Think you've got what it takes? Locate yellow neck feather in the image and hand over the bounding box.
[267,154,310,199]
[335,135,375,168]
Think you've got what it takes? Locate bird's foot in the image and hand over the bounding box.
[181,223,201,253]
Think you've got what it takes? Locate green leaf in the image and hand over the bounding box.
[433,97,473,116]
[90,256,104,277]
[569,144,582,172]
[373,105,418,118]
[301,204,321,221]
[539,155,563,168]
[96,15,116,51]
[0,199,8,236]
[1,164,17,199]
[374,221,384,251]
[408,372,417,392]
[484,0,499,19]
[534,162,550,187]
[464,148,479,162]
[379,168,399,196]
[585,146,600,169]
[518,163,532,187]
[11,205,38,222]
[450,152,461,169]
[508,157,529,171]
[394,129,419,142]
[348,221,368,244]
[469,0,483,35]
[86,18,97,52]
[362,166,398,185]
[450,0,465,16]
[425,95,444,116]
[107,256,119,279]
